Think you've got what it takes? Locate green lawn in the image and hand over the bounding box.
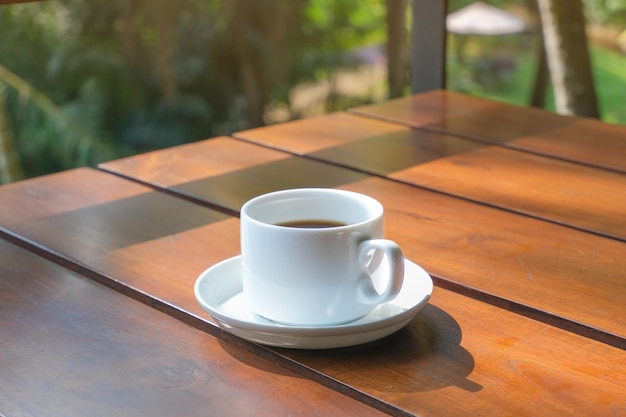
[590,47,626,124]
[448,44,626,125]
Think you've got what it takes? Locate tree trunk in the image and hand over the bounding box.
[536,0,600,118]
[386,0,409,98]
[530,36,549,108]
[528,0,548,108]
[0,85,23,184]
[149,0,179,102]
[120,0,142,71]
[228,0,278,128]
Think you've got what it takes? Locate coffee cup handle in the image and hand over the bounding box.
[356,239,404,305]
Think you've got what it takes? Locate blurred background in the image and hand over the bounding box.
[0,0,624,183]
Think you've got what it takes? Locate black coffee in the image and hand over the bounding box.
[277,220,347,228]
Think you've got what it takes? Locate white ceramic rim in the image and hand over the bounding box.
[240,188,384,230]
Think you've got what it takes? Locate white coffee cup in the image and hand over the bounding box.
[240,188,404,326]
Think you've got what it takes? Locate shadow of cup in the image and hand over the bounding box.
[219,303,480,393]
[288,304,480,393]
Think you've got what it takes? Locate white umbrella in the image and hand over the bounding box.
[447,1,526,35]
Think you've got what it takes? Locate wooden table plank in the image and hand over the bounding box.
[232,113,485,170]
[234,114,626,241]
[349,90,626,173]
[0,239,383,417]
[100,136,372,212]
[281,285,626,416]
[97,142,626,343]
[343,178,626,346]
[1,168,625,416]
[0,168,242,317]
[387,145,626,241]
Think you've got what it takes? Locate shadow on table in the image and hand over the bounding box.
[20,190,230,253]
[307,129,484,178]
[220,304,481,394]
[174,156,371,213]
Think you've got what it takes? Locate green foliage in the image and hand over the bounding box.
[0,64,114,174]
[303,0,385,49]
[0,0,387,180]
[583,0,626,25]
[590,46,626,123]
[1,0,624,181]
[448,41,626,125]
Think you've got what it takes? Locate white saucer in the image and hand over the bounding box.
[194,255,433,349]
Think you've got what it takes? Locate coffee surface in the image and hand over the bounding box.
[276,220,346,228]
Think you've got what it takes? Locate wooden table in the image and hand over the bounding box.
[2,90,625,416]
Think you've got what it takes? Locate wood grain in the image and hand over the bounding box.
[0,168,242,317]
[281,286,626,416]
[99,143,626,343]
[235,113,626,241]
[233,112,413,153]
[341,177,626,345]
[389,145,626,240]
[1,168,625,416]
[233,112,485,167]
[100,136,372,212]
[350,90,626,173]
[0,239,384,417]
